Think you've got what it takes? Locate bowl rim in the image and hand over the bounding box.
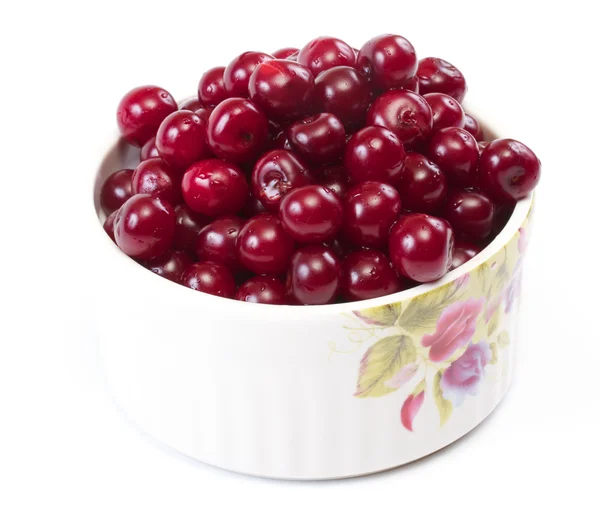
[90,103,533,319]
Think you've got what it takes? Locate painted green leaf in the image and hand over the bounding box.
[487,308,501,336]
[498,331,510,348]
[354,303,402,327]
[412,378,427,396]
[489,342,498,365]
[354,335,417,398]
[433,370,453,427]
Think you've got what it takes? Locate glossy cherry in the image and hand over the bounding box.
[287,113,346,165]
[178,97,204,111]
[103,211,118,242]
[236,213,295,274]
[343,181,401,248]
[318,165,351,198]
[427,127,479,187]
[140,137,160,161]
[279,185,344,243]
[341,249,401,301]
[416,57,467,102]
[132,158,182,205]
[235,275,286,304]
[344,126,406,186]
[272,47,299,59]
[196,216,244,271]
[198,66,229,106]
[479,139,541,203]
[287,246,341,305]
[297,36,356,76]
[100,168,133,215]
[450,240,481,270]
[240,193,268,218]
[388,213,454,282]
[314,66,371,130]
[367,90,433,147]
[423,92,465,131]
[181,261,237,298]
[464,113,483,141]
[224,51,273,97]
[116,86,177,146]
[478,141,490,154]
[182,159,248,216]
[194,107,212,125]
[173,204,208,252]
[397,152,447,214]
[251,149,314,212]
[156,110,210,169]
[444,190,495,240]
[286,51,299,61]
[144,250,193,284]
[401,75,419,93]
[207,98,268,163]
[357,34,417,89]
[273,131,292,151]
[114,194,175,260]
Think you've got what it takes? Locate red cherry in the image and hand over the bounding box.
[132,158,182,205]
[178,97,204,111]
[287,246,341,305]
[144,250,193,284]
[397,152,448,214]
[423,92,465,131]
[344,126,406,186]
[196,216,244,271]
[318,165,351,198]
[272,47,299,59]
[114,194,175,260]
[279,185,344,243]
[450,240,481,270]
[194,107,212,125]
[427,127,479,187]
[367,90,433,147]
[273,131,292,151]
[444,190,495,240]
[343,181,401,248]
[321,237,352,258]
[235,275,286,304]
[100,168,133,215]
[297,36,356,76]
[479,139,541,203]
[103,211,118,242]
[181,261,237,298]
[236,213,294,274]
[287,113,346,165]
[341,249,401,301]
[388,213,454,283]
[182,159,248,216]
[156,110,210,170]
[198,66,229,106]
[224,51,273,97]
[416,57,467,103]
[401,75,419,93]
[248,60,314,121]
[173,204,208,253]
[478,141,490,154]
[286,51,299,61]
[240,193,268,218]
[357,34,417,89]
[207,98,268,163]
[314,66,371,130]
[140,137,160,161]
[251,149,314,212]
[116,85,177,146]
[464,113,483,141]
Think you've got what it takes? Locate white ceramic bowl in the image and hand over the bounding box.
[90,106,533,480]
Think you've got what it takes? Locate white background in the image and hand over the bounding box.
[1,0,599,512]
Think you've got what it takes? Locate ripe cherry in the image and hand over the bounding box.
[240,193,268,218]
[450,240,481,270]
[198,66,229,106]
[181,261,237,298]
[423,92,465,131]
[173,204,208,253]
[132,158,182,205]
[416,57,467,102]
[444,190,495,240]
[144,250,193,284]
[156,110,210,170]
[464,113,483,141]
[100,168,133,215]
[272,47,299,59]
[196,216,244,271]
[235,275,286,304]
[318,165,351,198]
[341,249,402,301]
[297,36,356,76]
[427,127,479,187]
[287,246,341,305]
[140,137,160,161]
[103,211,118,242]
[397,152,448,214]
[357,34,417,89]
[287,113,346,165]
[224,51,273,97]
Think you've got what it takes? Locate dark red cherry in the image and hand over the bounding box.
[100,168,133,215]
[207,98,268,163]
[427,127,479,187]
[114,194,175,260]
[287,113,346,165]
[181,261,237,298]
[343,181,401,248]
[367,90,433,147]
[248,60,314,121]
[297,36,356,76]
[444,190,495,240]
[450,240,481,270]
[273,131,292,151]
[182,159,248,216]
[140,137,160,161]
[236,213,295,274]
[357,34,417,89]
[344,126,406,186]
[314,66,371,130]
[397,152,447,214]
[341,249,402,301]
[196,216,244,271]
[479,139,541,203]
[279,185,344,243]
[224,51,274,97]
[416,57,467,102]
[423,92,465,131]
[103,211,118,242]
[156,110,210,170]
[178,97,204,111]
[401,75,419,93]
[198,66,229,106]
[272,47,299,59]
[173,204,208,253]
[478,141,490,154]
[240,193,268,218]
[388,213,454,283]
[144,250,193,284]
[318,165,351,198]
[464,113,483,141]
[287,246,341,305]
[132,158,182,205]
[116,85,177,146]
[235,275,286,304]
[194,107,212,125]
[251,149,314,212]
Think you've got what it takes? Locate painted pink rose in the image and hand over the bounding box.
[401,390,425,431]
[441,341,492,407]
[421,298,484,362]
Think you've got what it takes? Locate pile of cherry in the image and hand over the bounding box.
[101,34,541,305]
